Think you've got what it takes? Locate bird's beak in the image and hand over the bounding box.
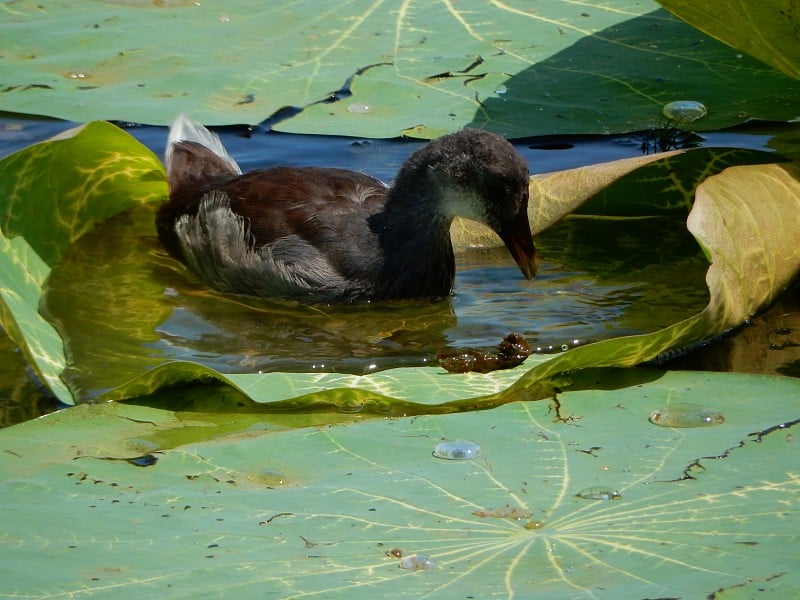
[499,212,537,280]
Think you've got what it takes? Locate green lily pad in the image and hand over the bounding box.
[0,113,798,598]
[658,0,800,80]
[1,370,797,596]
[0,122,164,403]
[0,122,165,265]
[1,2,798,137]
[0,231,70,403]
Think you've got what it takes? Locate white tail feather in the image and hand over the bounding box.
[165,113,242,175]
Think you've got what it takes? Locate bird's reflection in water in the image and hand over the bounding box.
[154,266,456,374]
[41,206,511,399]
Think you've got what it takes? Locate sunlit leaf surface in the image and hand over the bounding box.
[1,371,797,597]
[0,122,165,265]
[0,232,70,403]
[1,1,798,136]
[0,122,164,403]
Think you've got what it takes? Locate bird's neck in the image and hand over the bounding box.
[375,178,456,299]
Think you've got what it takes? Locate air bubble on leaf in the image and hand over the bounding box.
[347,103,371,114]
[247,469,286,486]
[433,439,481,460]
[575,486,621,501]
[662,100,707,124]
[649,403,725,428]
[399,554,436,570]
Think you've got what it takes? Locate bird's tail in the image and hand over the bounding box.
[165,114,242,192]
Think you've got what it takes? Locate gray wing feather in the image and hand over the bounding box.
[175,191,355,299]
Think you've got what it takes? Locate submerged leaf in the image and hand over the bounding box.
[44,191,709,400]
[500,162,800,396]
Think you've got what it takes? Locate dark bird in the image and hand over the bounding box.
[157,115,536,303]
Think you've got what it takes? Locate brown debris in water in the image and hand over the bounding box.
[437,333,531,373]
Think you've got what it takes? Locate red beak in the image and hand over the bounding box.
[499,211,537,280]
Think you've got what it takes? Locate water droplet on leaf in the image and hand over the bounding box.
[649,403,725,428]
[126,454,158,467]
[247,469,286,486]
[399,554,436,570]
[575,486,621,501]
[433,439,481,460]
[347,103,371,114]
[662,100,707,123]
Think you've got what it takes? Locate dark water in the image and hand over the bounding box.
[1,115,798,420]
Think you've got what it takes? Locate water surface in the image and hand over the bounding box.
[1,116,797,416]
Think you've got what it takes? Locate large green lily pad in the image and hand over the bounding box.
[1,370,798,597]
[0,56,798,598]
[1,1,798,137]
